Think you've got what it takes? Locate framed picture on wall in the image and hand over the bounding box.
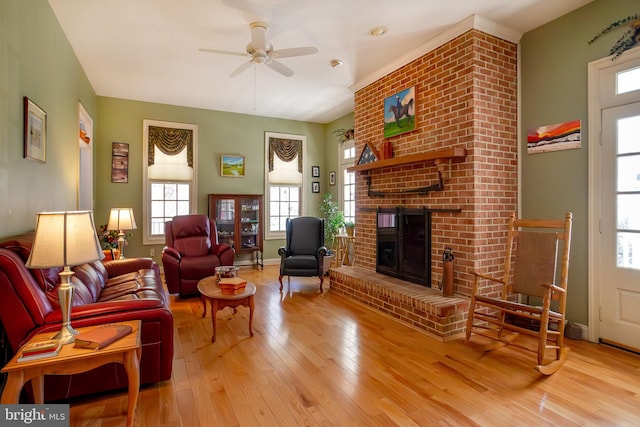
[312,181,320,193]
[329,171,336,186]
[221,154,245,177]
[23,97,47,163]
[111,142,129,183]
[383,86,416,138]
[312,165,320,177]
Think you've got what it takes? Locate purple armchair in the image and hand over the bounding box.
[162,215,235,296]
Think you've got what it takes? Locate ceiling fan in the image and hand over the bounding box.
[199,22,319,77]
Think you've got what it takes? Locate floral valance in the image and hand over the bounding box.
[148,126,193,167]
[268,137,303,172]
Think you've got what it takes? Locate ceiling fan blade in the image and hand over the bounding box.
[265,59,293,77]
[229,60,254,77]
[250,22,267,52]
[199,48,247,57]
[272,46,319,58]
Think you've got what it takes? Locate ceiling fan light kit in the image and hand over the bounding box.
[200,21,318,77]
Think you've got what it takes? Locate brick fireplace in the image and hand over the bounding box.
[329,26,518,340]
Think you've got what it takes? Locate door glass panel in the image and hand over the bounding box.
[616,66,640,94]
[617,115,640,154]
[617,232,640,269]
[617,155,640,191]
[616,113,640,269]
[617,194,640,230]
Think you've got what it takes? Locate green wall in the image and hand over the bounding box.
[0,0,96,237]
[96,97,347,263]
[520,0,638,324]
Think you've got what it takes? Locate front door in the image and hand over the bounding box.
[599,102,640,351]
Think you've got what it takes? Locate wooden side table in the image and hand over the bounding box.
[1,320,141,427]
[198,276,256,343]
[333,235,356,267]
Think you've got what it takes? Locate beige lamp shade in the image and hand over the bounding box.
[26,210,104,268]
[107,208,138,231]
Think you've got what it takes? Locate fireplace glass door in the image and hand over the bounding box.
[376,208,431,286]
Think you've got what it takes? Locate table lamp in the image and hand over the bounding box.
[106,207,137,259]
[26,211,104,344]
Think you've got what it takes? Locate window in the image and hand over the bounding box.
[340,139,356,224]
[617,66,640,94]
[269,185,300,233]
[149,182,191,235]
[265,132,305,239]
[143,120,198,245]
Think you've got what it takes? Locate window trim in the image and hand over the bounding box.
[142,119,198,245]
[339,138,356,222]
[264,131,306,240]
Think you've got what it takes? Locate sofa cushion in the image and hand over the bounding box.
[99,270,165,302]
[32,267,63,292]
[0,235,62,292]
[72,262,108,302]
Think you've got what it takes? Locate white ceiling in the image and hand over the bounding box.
[48,0,592,124]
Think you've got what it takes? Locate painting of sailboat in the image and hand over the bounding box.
[527,120,581,154]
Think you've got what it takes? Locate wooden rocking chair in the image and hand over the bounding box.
[465,212,573,375]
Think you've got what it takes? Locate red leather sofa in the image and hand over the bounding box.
[0,233,173,402]
[162,214,235,296]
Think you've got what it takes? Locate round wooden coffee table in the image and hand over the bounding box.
[197,276,256,343]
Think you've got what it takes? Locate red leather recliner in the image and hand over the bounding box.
[162,215,235,296]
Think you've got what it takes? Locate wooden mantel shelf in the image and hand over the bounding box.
[347,147,467,173]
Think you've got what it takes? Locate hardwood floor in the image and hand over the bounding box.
[69,265,640,426]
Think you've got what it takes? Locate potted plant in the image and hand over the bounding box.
[344,220,355,237]
[318,194,344,273]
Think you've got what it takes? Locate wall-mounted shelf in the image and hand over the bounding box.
[347,147,467,173]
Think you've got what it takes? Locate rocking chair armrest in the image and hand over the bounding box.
[471,271,505,285]
[541,283,566,294]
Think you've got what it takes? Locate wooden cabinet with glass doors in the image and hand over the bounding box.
[208,194,263,268]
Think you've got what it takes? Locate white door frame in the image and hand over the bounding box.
[587,46,640,342]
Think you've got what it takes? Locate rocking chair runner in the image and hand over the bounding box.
[465,212,573,375]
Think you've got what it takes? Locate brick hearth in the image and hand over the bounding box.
[330,266,469,341]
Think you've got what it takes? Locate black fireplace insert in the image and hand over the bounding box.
[376,207,431,286]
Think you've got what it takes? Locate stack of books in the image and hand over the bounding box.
[218,277,247,295]
[18,339,61,362]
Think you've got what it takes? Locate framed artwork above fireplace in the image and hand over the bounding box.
[383,86,416,138]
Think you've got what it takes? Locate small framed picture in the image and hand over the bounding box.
[312,181,320,193]
[329,171,336,186]
[23,97,47,163]
[221,154,245,177]
[111,142,129,183]
[311,165,320,177]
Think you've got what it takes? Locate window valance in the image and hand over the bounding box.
[148,126,193,167]
[268,137,302,173]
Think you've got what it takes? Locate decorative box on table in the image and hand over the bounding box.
[218,277,247,295]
